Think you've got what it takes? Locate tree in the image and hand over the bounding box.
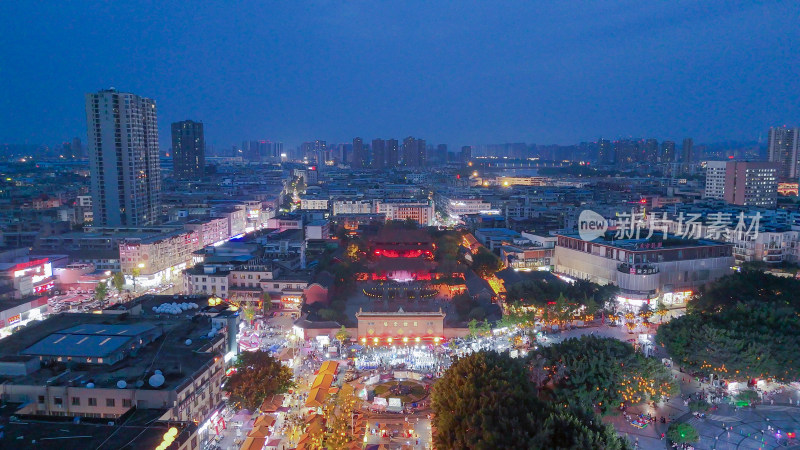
[131,267,141,291]
[242,304,256,325]
[94,282,108,301]
[691,270,800,314]
[262,291,272,312]
[471,247,503,278]
[532,336,678,414]
[335,325,350,343]
[111,272,125,294]
[552,293,574,328]
[224,351,294,411]
[467,319,491,338]
[667,423,699,444]
[432,351,629,449]
[657,301,800,382]
[318,308,339,321]
[320,385,359,449]
[345,243,361,262]
[584,296,599,318]
[655,299,668,323]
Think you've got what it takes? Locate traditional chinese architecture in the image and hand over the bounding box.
[369,229,434,259]
[356,307,445,346]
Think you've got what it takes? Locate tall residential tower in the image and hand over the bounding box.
[767,126,800,181]
[171,120,205,180]
[85,88,161,226]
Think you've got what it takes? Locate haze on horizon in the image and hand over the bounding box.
[0,0,798,150]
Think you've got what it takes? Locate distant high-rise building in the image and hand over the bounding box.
[767,126,800,181]
[85,88,161,226]
[460,145,472,163]
[660,141,676,163]
[371,139,386,169]
[171,120,205,180]
[386,139,399,168]
[644,139,659,163]
[402,136,426,167]
[242,140,259,161]
[724,161,778,208]
[681,138,693,169]
[71,137,83,158]
[613,139,637,165]
[597,139,612,164]
[303,140,327,164]
[61,141,73,159]
[351,137,364,168]
[704,161,727,200]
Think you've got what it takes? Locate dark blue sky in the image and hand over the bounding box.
[1,1,798,150]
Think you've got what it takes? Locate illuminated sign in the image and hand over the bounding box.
[33,281,54,294]
[7,315,20,325]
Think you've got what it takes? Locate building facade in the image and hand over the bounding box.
[85,89,161,226]
[703,161,727,200]
[768,126,800,181]
[723,161,778,208]
[171,120,205,180]
[554,234,733,309]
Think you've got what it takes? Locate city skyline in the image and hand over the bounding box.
[1,1,799,151]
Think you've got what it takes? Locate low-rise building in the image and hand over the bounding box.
[119,229,200,288]
[0,313,226,428]
[305,220,331,240]
[554,233,733,309]
[375,199,434,225]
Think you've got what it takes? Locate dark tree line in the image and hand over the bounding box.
[432,351,629,449]
[657,270,800,382]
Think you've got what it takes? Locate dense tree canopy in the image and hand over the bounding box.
[224,351,294,410]
[657,302,800,382]
[532,336,678,414]
[657,270,800,382]
[432,351,629,449]
[111,272,125,293]
[94,281,108,301]
[505,276,618,309]
[690,270,800,314]
[471,247,503,278]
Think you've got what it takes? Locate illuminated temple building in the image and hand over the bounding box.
[370,230,434,259]
[356,308,446,346]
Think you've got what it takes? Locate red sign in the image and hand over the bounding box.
[11,258,48,272]
[7,315,20,325]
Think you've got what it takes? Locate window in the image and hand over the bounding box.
[54,397,63,406]
[106,398,115,407]
[72,397,80,406]
[38,395,45,404]
[123,399,132,408]
[88,398,97,406]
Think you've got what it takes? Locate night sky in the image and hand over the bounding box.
[1,1,798,150]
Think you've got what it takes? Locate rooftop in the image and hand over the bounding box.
[0,312,224,390]
[0,404,196,450]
